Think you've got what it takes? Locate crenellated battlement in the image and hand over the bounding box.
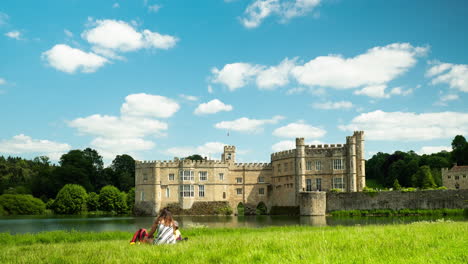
[233,162,272,169]
[304,143,346,149]
[271,149,296,161]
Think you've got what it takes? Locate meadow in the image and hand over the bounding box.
[0,221,466,264]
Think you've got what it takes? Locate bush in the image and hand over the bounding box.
[401,187,417,192]
[329,188,343,193]
[98,186,127,214]
[0,194,46,215]
[53,184,88,214]
[216,206,233,215]
[45,199,55,210]
[87,192,99,211]
[0,204,5,216]
[127,188,135,214]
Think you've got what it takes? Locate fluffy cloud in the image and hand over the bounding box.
[121,93,180,118]
[434,93,459,106]
[241,0,320,28]
[272,139,322,152]
[286,87,305,95]
[215,115,284,133]
[312,101,353,110]
[211,63,263,91]
[339,110,468,141]
[417,146,452,155]
[194,99,233,115]
[211,43,426,96]
[69,93,179,160]
[292,43,427,89]
[166,142,226,158]
[426,62,468,92]
[41,44,108,73]
[179,94,199,101]
[0,134,71,159]
[273,121,326,138]
[82,19,177,54]
[5,30,20,40]
[256,58,296,89]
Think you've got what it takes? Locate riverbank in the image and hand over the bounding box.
[0,221,466,263]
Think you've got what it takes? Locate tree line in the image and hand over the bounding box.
[366,135,468,189]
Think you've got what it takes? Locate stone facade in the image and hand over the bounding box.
[134,131,365,216]
[442,165,468,190]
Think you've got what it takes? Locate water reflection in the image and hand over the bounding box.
[0,215,465,234]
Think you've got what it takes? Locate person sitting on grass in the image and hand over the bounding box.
[145,208,176,245]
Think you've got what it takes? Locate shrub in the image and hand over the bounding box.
[45,199,55,210]
[435,186,447,190]
[53,184,88,215]
[401,187,417,192]
[393,179,401,190]
[216,206,233,215]
[127,188,135,214]
[98,186,127,214]
[87,192,99,211]
[0,194,46,215]
[329,188,343,193]
[0,204,5,216]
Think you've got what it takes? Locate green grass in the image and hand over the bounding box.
[330,209,466,217]
[0,222,467,264]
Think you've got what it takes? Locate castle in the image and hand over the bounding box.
[134,131,365,216]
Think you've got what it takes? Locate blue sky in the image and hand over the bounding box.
[0,0,467,163]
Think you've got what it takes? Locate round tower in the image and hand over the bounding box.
[346,135,357,192]
[295,138,306,198]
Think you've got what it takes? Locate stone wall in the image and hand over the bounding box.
[326,189,468,212]
[299,192,326,216]
[166,201,232,215]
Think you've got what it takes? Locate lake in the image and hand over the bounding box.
[1,215,467,234]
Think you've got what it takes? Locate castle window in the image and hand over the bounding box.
[278,164,281,172]
[180,170,194,181]
[455,175,460,180]
[219,173,224,181]
[464,175,466,178]
[306,161,312,171]
[284,163,288,171]
[199,171,208,181]
[306,179,312,191]
[236,177,243,183]
[166,187,170,198]
[227,153,232,160]
[236,188,243,195]
[143,173,148,181]
[259,188,265,195]
[333,159,344,170]
[141,191,145,201]
[199,185,205,197]
[223,192,226,199]
[168,174,175,181]
[315,161,322,171]
[333,178,344,189]
[180,184,194,197]
[316,178,322,191]
[448,175,451,179]
[258,176,264,183]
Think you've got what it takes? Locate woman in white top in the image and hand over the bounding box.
[144,208,176,245]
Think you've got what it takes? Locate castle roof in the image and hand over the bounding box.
[450,165,468,172]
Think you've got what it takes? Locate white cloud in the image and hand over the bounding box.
[271,139,322,152]
[292,43,427,89]
[256,58,296,89]
[215,115,284,133]
[82,19,178,55]
[273,121,326,138]
[417,146,451,155]
[240,0,321,28]
[0,134,71,159]
[166,142,226,158]
[120,93,180,118]
[312,101,353,110]
[0,78,5,85]
[208,85,214,94]
[286,87,305,95]
[339,110,468,141]
[148,4,161,13]
[112,3,120,8]
[179,94,199,101]
[64,29,73,37]
[426,62,468,92]
[194,99,233,115]
[434,93,459,106]
[354,85,389,98]
[5,31,20,40]
[211,63,263,91]
[41,44,108,73]
[69,114,168,139]
[389,86,413,96]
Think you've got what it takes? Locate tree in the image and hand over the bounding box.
[185,154,204,161]
[412,166,436,189]
[451,135,468,165]
[393,179,401,190]
[111,155,135,192]
[87,192,99,211]
[53,184,88,214]
[127,187,135,214]
[0,194,46,215]
[98,185,127,214]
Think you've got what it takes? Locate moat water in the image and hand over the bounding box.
[0,215,467,234]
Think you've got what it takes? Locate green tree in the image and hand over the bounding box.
[0,194,46,215]
[413,166,436,189]
[185,154,204,161]
[127,187,135,214]
[393,179,401,190]
[451,135,468,165]
[53,184,88,214]
[87,192,100,211]
[99,185,127,214]
[111,155,135,192]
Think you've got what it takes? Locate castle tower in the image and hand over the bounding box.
[222,146,236,162]
[354,131,365,191]
[346,135,357,192]
[296,138,306,198]
[154,164,162,215]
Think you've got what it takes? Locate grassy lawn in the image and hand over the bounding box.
[0,221,467,264]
